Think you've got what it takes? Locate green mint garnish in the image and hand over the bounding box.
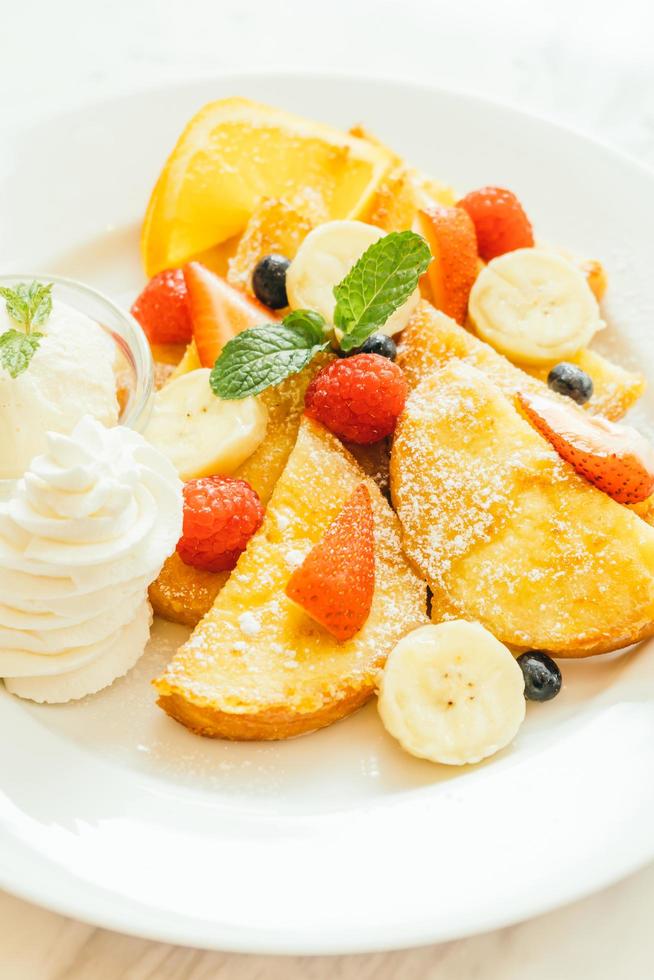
[0,329,44,379]
[335,230,431,352]
[210,231,430,400]
[0,281,53,378]
[210,309,330,400]
[0,281,53,331]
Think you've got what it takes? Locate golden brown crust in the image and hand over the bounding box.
[398,301,644,422]
[156,683,375,740]
[155,418,426,740]
[149,356,331,627]
[149,553,229,628]
[393,359,654,659]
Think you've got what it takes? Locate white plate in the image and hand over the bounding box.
[1,72,654,955]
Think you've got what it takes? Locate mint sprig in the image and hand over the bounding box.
[210,231,429,400]
[0,330,43,379]
[0,281,53,331]
[210,310,329,400]
[0,281,53,378]
[335,231,431,352]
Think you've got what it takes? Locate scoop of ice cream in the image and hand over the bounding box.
[0,298,119,479]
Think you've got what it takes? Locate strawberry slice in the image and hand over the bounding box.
[285,483,375,641]
[416,205,478,324]
[518,391,654,504]
[183,262,278,368]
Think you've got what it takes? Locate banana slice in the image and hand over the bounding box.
[144,368,268,481]
[378,621,526,766]
[286,220,420,337]
[468,248,604,366]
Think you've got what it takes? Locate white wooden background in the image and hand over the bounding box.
[2,0,654,975]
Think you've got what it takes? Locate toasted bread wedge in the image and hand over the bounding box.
[398,301,644,421]
[149,355,332,626]
[155,418,427,739]
[391,359,654,657]
[524,347,644,420]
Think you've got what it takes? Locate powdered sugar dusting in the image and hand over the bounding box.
[392,358,654,651]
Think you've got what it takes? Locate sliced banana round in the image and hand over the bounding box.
[468,247,604,366]
[286,220,420,337]
[378,620,526,766]
[144,368,268,481]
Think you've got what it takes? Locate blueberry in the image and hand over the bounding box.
[348,333,397,361]
[252,254,290,309]
[517,651,562,702]
[547,362,593,405]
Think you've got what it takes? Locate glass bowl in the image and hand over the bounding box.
[0,274,154,496]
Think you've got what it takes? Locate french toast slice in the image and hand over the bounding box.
[149,355,332,626]
[398,301,644,421]
[155,417,427,739]
[391,359,654,657]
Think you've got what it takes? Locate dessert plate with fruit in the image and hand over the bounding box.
[1,72,654,954]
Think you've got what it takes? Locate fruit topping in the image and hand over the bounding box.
[304,353,407,444]
[415,205,478,324]
[468,248,604,366]
[177,476,264,572]
[252,254,291,309]
[547,361,594,404]
[377,621,526,766]
[184,261,276,369]
[457,186,534,261]
[286,221,424,338]
[516,651,562,702]
[347,332,397,361]
[285,483,375,641]
[210,231,428,401]
[227,198,316,293]
[131,268,192,345]
[140,97,393,276]
[143,367,268,481]
[518,390,654,504]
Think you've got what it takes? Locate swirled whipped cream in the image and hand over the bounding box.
[0,416,183,702]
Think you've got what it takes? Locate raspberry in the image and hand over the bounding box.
[457,186,534,262]
[304,354,407,444]
[285,483,375,640]
[131,268,193,345]
[177,476,264,572]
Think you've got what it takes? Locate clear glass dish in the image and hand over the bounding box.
[0,274,154,496]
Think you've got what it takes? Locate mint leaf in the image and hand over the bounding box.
[282,309,329,346]
[334,230,431,352]
[0,328,43,378]
[0,281,53,332]
[211,314,329,400]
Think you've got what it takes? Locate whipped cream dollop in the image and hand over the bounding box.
[0,298,119,479]
[0,416,183,702]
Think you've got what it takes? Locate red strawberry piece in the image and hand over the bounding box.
[285,483,375,641]
[131,268,192,345]
[518,391,654,504]
[304,353,408,444]
[457,186,534,262]
[184,262,278,369]
[177,476,264,572]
